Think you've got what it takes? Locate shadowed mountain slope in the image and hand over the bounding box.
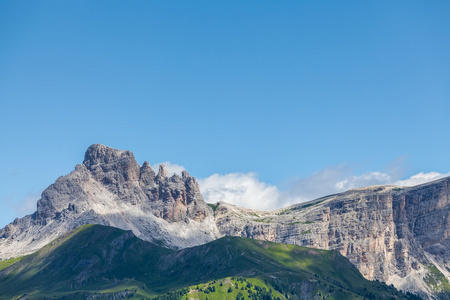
[1,144,449,298]
[0,224,416,300]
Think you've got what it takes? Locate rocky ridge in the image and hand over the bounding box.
[0,144,220,258]
[1,144,449,298]
[214,178,450,298]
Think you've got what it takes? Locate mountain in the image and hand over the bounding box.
[0,144,449,298]
[215,178,450,299]
[0,144,220,259]
[0,224,417,299]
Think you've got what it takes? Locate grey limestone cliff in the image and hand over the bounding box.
[214,178,450,298]
[1,144,449,298]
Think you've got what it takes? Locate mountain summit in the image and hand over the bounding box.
[0,144,220,259]
[1,144,450,298]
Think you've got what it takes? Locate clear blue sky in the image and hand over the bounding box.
[1,1,449,226]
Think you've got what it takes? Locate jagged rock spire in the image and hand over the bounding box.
[142,161,151,169]
[0,144,217,261]
[182,170,190,179]
[140,161,155,185]
[156,164,168,180]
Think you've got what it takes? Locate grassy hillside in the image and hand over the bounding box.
[0,225,421,299]
[0,256,23,271]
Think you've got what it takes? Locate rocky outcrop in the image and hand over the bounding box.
[214,178,450,298]
[1,143,449,298]
[0,144,220,259]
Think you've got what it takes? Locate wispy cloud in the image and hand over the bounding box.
[14,192,40,215]
[283,165,353,203]
[334,171,393,191]
[2,190,41,218]
[197,167,450,210]
[395,172,450,187]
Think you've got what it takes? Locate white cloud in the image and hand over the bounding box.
[287,169,450,204]
[281,166,398,204]
[151,161,185,177]
[333,170,450,190]
[335,172,393,191]
[395,172,450,187]
[198,173,281,210]
[197,168,450,210]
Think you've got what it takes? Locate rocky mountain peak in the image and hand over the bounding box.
[0,144,220,260]
[83,144,134,169]
[3,143,449,298]
[82,144,141,184]
[139,161,155,185]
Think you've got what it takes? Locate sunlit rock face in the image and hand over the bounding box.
[215,178,450,298]
[1,143,450,298]
[0,144,220,259]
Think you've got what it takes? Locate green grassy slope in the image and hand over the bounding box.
[0,256,23,271]
[0,225,420,300]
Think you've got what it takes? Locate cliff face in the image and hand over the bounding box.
[214,178,450,298]
[0,144,220,259]
[1,144,449,298]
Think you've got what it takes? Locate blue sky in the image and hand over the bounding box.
[1,1,450,227]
